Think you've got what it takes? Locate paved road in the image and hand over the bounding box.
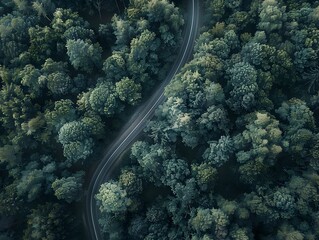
[84,0,199,239]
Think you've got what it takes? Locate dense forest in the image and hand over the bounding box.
[95,0,319,239]
[0,0,184,239]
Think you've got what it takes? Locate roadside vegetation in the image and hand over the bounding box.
[0,0,184,238]
[96,0,319,239]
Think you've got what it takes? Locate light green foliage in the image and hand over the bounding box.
[186,54,224,81]
[66,39,102,73]
[58,121,93,164]
[244,191,279,222]
[58,121,88,145]
[276,98,315,155]
[230,227,250,240]
[165,66,205,105]
[111,14,133,46]
[62,139,94,164]
[159,96,198,147]
[171,178,199,205]
[258,0,286,33]
[224,30,240,51]
[241,43,264,66]
[115,77,141,105]
[190,208,214,233]
[96,181,131,213]
[21,114,46,140]
[310,135,319,170]
[52,171,84,203]
[190,208,229,238]
[59,121,94,165]
[196,39,230,60]
[276,223,304,240]
[119,168,142,196]
[44,99,77,133]
[51,8,88,35]
[128,29,160,82]
[191,163,217,191]
[135,0,184,50]
[227,62,258,112]
[0,83,34,137]
[88,83,119,116]
[197,106,229,135]
[225,0,241,9]
[18,64,42,97]
[81,113,105,139]
[63,26,95,41]
[271,187,295,218]
[40,59,73,96]
[204,82,225,106]
[28,26,58,63]
[103,52,127,82]
[130,141,169,184]
[32,0,55,20]
[234,112,282,183]
[47,71,72,96]
[41,58,66,74]
[203,136,234,167]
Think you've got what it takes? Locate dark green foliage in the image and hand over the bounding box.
[96,0,319,239]
[227,62,258,112]
[66,39,102,73]
[51,171,84,203]
[23,203,71,240]
[0,0,184,237]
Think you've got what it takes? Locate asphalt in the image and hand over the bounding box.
[83,0,200,239]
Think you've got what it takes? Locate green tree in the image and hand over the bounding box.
[88,83,119,116]
[51,171,84,203]
[47,71,72,96]
[115,77,141,105]
[17,161,56,202]
[276,98,315,156]
[191,163,217,191]
[23,203,70,240]
[203,136,234,167]
[96,181,131,213]
[258,0,286,34]
[66,39,102,73]
[118,168,142,196]
[234,112,282,183]
[58,121,94,165]
[161,159,190,188]
[44,99,77,133]
[227,62,258,112]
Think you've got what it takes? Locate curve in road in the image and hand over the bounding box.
[84,0,200,239]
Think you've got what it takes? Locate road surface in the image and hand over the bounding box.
[84,0,200,239]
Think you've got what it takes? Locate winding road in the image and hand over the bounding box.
[84,0,200,239]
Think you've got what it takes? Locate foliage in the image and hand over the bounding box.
[96,1,319,238]
[23,203,71,240]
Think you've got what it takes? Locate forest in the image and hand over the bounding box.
[95,0,319,239]
[0,0,184,239]
[1,0,319,239]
